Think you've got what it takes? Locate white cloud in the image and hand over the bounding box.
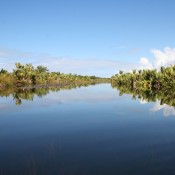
[139,47,175,70]
[139,57,153,69]
[140,57,149,65]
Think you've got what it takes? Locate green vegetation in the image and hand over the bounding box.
[0,62,109,89]
[112,65,175,90]
[111,65,175,107]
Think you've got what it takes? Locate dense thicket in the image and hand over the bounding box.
[111,65,175,90]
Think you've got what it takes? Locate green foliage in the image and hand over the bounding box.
[0,68,8,74]
[111,66,175,90]
[119,70,123,74]
[13,63,36,85]
[0,62,109,89]
[0,69,14,88]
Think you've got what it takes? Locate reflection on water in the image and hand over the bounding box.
[139,99,175,117]
[0,82,100,105]
[1,83,175,175]
[112,82,175,117]
[151,100,175,117]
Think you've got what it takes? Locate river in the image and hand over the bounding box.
[0,83,175,175]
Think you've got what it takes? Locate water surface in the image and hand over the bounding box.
[1,84,175,175]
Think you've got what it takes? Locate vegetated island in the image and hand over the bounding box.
[111,65,175,106]
[0,62,110,90]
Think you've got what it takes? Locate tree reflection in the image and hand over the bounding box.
[0,82,106,105]
[111,82,175,108]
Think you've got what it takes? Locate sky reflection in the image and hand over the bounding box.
[0,84,175,117]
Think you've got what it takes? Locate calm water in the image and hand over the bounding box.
[1,83,175,175]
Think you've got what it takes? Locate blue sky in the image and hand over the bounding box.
[0,0,175,77]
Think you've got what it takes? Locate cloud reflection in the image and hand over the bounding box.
[150,100,175,117]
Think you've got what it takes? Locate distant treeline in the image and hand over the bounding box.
[0,62,109,89]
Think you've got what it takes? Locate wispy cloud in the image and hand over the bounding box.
[112,45,142,55]
[1,46,175,77]
[130,48,142,54]
[0,47,136,77]
[0,47,36,70]
[0,52,8,56]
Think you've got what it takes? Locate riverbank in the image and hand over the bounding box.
[0,62,110,90]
